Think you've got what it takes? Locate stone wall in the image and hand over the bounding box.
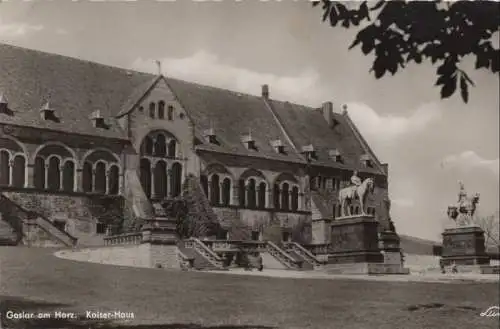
[55,243,180,269]
[213,206,311,244]
[3,190,124,242]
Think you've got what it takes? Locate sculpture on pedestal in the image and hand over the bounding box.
[338,171,374,217]
[447,181,480,227]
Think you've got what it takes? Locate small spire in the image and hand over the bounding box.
[0,93,7,104]
[155,60,162,75]
[40,101,52,112]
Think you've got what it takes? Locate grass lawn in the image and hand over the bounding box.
[0,247,499,329]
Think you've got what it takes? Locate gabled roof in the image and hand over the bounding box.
[164,77,304,163]
[0,43,153,139]
[0,43,386,175]
[268,100,384,175]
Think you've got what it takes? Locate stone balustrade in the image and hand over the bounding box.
[104,232,142,246]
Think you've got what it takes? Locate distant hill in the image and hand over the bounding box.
[399,234,440,255]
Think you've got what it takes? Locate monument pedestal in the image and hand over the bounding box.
[326,215,397,274]
[378,231,410,275]
[440,226,498,274]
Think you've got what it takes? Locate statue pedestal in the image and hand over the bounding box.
[440,226,497,274]
[378,231,410,274]
[325,215,407,274]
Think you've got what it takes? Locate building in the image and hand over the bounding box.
[0,43,394,247]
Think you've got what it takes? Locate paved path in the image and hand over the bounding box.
[205,268,500,283]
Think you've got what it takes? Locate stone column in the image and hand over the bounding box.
[219,181,224,206]
[8,159,13,186]
[299,192,304,211]
[105,168,111,194]
[75,168,82,192]
[232,184,239,206]
[44,163,50,189]
[267,188,273,209]
[59,163,64,190]
[26,163,34,188]
[166,168,172,197]
[150,161,156,199]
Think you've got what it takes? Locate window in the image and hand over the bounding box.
[251,231,260,241]
[158,101,165,119]
[96,222,107,234]
[167,105,174,120]
[149,102,155,118]
[221,178,231,206]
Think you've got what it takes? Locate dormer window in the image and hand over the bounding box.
[0,94,9,114]
[271,139,285,154]
[89,110,107,128]
[360,154,373,167]
[242,133,257,150]
[203,128,219,145]
[40,101,58,122]
[329,149,342,163]
[301,144,317,161]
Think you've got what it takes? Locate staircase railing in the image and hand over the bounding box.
[34,217,77,247]
[104,232,142,246]
[284,242,326,267]
[266,241,302,270]
[187,238,225,269]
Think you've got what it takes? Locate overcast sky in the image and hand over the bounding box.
[1,1,498,241]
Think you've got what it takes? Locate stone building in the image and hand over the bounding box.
[0,43,393,247]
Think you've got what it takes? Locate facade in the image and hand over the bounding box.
[0,43,394,247]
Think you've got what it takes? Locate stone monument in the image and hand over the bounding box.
[325,171,409,274]
[440,181,497,274]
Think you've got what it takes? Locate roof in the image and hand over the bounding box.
[268,100,384,174]
[0,43,154,139]
[0,43,386,175]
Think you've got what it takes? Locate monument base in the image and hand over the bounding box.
[324,262,410,275]
[328,215,384,264]
[440,226,490,267]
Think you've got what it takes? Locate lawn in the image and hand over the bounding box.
[0,247,499,329]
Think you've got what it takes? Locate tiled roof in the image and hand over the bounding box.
[0,43,153,139]
[268,100,385,175]
[164,77,304,163]
[0,43,385,175]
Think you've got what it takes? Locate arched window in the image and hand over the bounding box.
[12,155,26,188]
[82,161,93,192]
[149,102,155,118]
[247,179,256,208]
[108,165,120,195]
[94,162,106,193]
[238,179,246,207]
[154,161,168,199]
[158,101,165,119]
[62,161,75,192]
[167,105,174,121]
[273,184,280,209]
[34,157,45,189]
[291,186,299,211]
[222,178,231,206]
[168,140,176,157]
[154,134,167,157]
[200,175,209,197]
[281,183,290,211]
[47,157,61,191]
[0,150,10,186]
[258,182,266,209]
[143,136,154,156]
[210,174,220,205]
[140,158,151,198]
[170,163,182,197]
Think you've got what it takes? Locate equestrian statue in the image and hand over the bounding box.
[337,170,375,217]
[447,181,480,227]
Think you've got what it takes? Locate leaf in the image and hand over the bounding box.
[461,70,475,87]
[475,51,490,70]
[373,56,387,79]
[440,73,457,99]
[435,74,447,86]
[370,0,385,11]
[349,37,362,50]
[460,74,469,103]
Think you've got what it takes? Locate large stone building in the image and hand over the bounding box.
[0,43,394,247]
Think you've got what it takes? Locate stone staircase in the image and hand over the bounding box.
[0,193,77,247]
[178,238,226,270]
[265,241,304,270]
[284,242,326,270]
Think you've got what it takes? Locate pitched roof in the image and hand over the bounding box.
[0,43,385,175]
[268,100,385,175]
[164,77,304,163]
[0,43,154,139]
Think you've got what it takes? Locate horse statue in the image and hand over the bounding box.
[338,177,374,217]
[447,182,480,227]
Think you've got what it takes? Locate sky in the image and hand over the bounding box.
[1,1,498,241]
